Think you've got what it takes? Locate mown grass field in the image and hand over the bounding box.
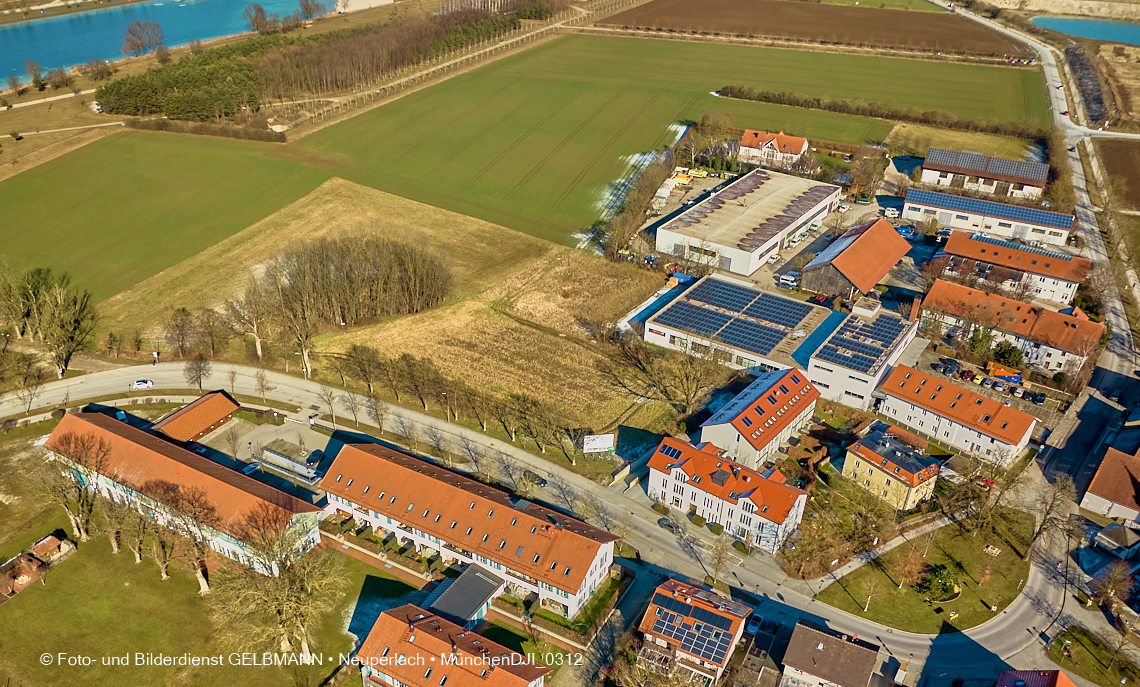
[296,34,1044,240]
[0,131,331,301]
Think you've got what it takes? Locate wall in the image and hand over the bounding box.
[841,449,935,511]
[879,394,1030,464]
[643,324,788,373]
[700,400,816,469]
[922,309,1087,372]
[801,263,855,299]
[904,203,1069,246]
[919,169,1043,200]
[1080,491,1140,523]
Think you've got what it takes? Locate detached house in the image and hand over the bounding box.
[321,444,618,619]
[647,438,807,553]
[939,233,1091,305]
[1080,446,1140,525]
[922,279,1104,372]
[700,368,820,469]
[841,429,940,511]
[920,148,1048,199]
[780,620,881,687]
[638,579,752,685]
[879,366,1037,464]
[739,130,810,168]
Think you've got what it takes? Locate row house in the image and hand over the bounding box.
[922,279,1104,372]
[43,411,321,573]
[938,233,1091,306]
[879,366,1037,465]
[647,438,807,553]
[700,367,820,469]
[321,444,617,619]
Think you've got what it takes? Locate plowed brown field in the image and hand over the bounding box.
[597,0,1032,56]
[1099,139,1140,210]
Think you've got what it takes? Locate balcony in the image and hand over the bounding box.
[442,542,472,559]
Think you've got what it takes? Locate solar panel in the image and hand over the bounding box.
[656,302,731,336]
[968,234,1073,261]
[812,312,909,374]
[717,319,784,356]
[743,293,813,328]
[906,190,1073,230]
[660,444,683,459]
[686,279,761,313]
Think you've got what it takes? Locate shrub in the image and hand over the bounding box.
[50,408,66,420]
[709,523,724,535]
[690,514,707,527]
[9,131,20,140]
[734,541,752,554]
[991,341,1023,368]
[1053,372,1067,386]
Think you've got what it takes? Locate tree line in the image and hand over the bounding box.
[0,264,98,378]
[718,85,1048,140]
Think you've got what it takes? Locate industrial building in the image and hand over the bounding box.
[919,148,1048,199]
[655,169,840,276]
[903,189,1073,246]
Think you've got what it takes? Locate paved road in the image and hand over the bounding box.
[3,362,1096,686]
[3,88,96,109]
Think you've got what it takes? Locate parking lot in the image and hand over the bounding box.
[914,347,1069,431]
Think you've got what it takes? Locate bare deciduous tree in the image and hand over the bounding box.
[548,475,579,514]
[316,385,338,430]
[225,273,274,361]
[166,307,198,358]
[195,308,232,358]
[15,369,44,415]
[424,425,451,466]
[222,425,242,458]
[145,480,220,594]
[393,415,418,452]
[862,576,882,613]
[1092,559,1134,608]
[255,369,273,403]
[892,544,926,589]
[708,532,734,586]
[342,391,361,425]
[35,432,110,541]
[345,344,383,394]
[365,395,387,434]
[184,353,212,391]
[1024,474,1077,561]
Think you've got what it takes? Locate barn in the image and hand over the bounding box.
[800,218,911,298]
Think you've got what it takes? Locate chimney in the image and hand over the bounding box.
[909,296,922,322]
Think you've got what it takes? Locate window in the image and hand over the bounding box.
[363,486,370,494]
[742,417,753,428]
[451,521,457,529]
[482,534,490,542]
[767,395,777,404]
[390,496,398,504]
[466,527,473,536]
[435,515,442,523]
[761,505,769,513]
[499,540,507,549]
[997,222,1012,228]
[487,509,494,517]
[956,214,969,221]
[885,479,891,487]
[530,526,538,534]
[550,562,558,570]
[533,554,541,563]
[441,678,449,687]
[407,503,415,512]
[347,478,354,487]
[982,414,991,422]
[791,374,801,384]
[336,474,342,482]
[423,509,429,517]
[778,385,789,394]
[469,502,476,510]
[424,669,433,680]
[381,647,390,658]
[379,492,385,500]
[563,566,572,576]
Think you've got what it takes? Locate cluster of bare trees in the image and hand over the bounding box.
[603,155,672,258]
[122,20,166,56]
[0,264,99,378]
[243,2,306,35]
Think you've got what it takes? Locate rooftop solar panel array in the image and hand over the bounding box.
[925,148,1048,184]
[686,278,758,313]
[744,293,814,328]
[649,592,737,665]
[969,234,1073,261]
[718,319,786,356]
[906,190,1074,230]
[655,301,733,337]
[813,312,910,374]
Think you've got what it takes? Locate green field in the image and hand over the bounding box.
[0,132,331,301]
[0,34,1046,297]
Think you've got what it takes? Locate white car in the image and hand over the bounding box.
[132,380,154,390]
[837,204,851,213]
[884,207,900,218]
[767,253,781,265]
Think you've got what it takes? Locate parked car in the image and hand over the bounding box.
[993,380,1005,392]
[838,204,851,213]
[1003,399,1013,406]
[657,518,680,534]
[973,374,984,385]
[931,363,946,374]
[767,253,781,265]
[982,378,994,389]
[1110,388,1123,403]
[761,620,778,635]
[960,370,976,382]
[937,227,953,237]
[1031,392,1046,406]
[897,226,916,239]
[942,358,960,374]
[1062,110,1070,116]
[884,207,900,219]
[1012,386,1025,398]
[812,294,828,305]
[746,614,763,635]
[132,379,154,390]
[523,470,548,487]
[193,446,209,456]
[778,274,799,289]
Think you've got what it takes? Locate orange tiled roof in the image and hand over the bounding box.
[740,130,808,155]
[996,671,1078,687]
[819,219,912,294]
[151,390,239,442]
[647,437,806,525]
[30,535,62,558]
[944,233,1091,283]
[321,445,617,594]
[1086,447,1140,511]
[702,368,820,454]
[638,579,750,669]
[358,605,548,687]
[881,366,1037,446]
[924,280,1103,353]
[45,413,319,541]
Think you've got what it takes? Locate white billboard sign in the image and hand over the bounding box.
[583,433,616,453]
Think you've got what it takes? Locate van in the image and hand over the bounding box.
[778,274,799,289]
[884,208,900,219]
[242,462,261,476]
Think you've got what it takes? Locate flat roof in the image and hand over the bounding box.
[648,275,834,366]
[905,189,1074,230]
[659,169,838,252]
[811,305,912,376]
[429,564,505,622]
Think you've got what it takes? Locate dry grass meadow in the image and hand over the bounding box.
[102,177,668,430]
[1102,44,1140,117]
[885,122,1035,160]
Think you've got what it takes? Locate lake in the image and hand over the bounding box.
[1031,15,1140,45]
[1,0,304,79]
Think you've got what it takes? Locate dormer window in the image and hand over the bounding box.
[363,486,371,494]
[347,478,354,487]
[336,474,343,482]
[742,417,753,428]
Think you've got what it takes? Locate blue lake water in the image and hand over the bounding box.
[1031,16,1140,45]
[1,0,303,79]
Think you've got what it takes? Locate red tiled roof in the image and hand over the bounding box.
[358,605,548,687]
[821,219,912,294]
[702,368,820,454]
[881,366,1037,446]
[996,671,1078,687]
[740,130,808,155]
[45,413,319,541]
[321,445,617,594]
[151,390,239,442]
[30,535,62,558]
[924,280,1103,354]
[638,579,750,669]
[647,437,806,525]
[1086,447,1140,511]
[944,234,1091,283]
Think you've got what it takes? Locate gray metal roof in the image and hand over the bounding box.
[428,564,505,623]
[924,148,1048,185]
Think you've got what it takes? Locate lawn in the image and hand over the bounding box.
[0,533,417,687]
[1049,625,1140,687]
[0,130,331,301]
[296,34,1043,240]
[886,122,1036,160]
[814,508,1033,633]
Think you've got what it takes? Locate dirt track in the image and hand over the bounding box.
[596,0,1033,56]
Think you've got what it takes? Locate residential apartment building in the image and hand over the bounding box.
[841,429,940,511]
[739,130,810,168]
[320,444,618,619]
[800,219,911,300]
[780,620,880,687]
[903,189,1073,246]
[647,437,807,553]
[43,411,321,573]
[879,366,1037,464]
[807,297,919,411]
[920,148,1048,200]
[1080,446,1140,524]
[922,279,1104,372]
[638,579,752,685]
[357,604,549,687]
[700,367,820,468]
[939,233,1091,305]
